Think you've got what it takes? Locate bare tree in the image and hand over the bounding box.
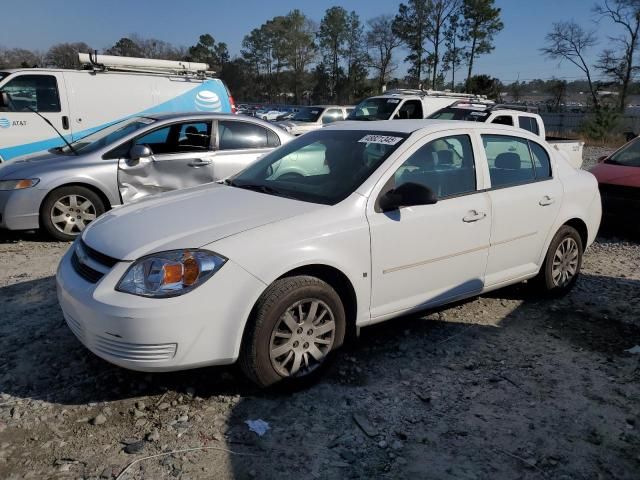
[367,15,402,92]
[541,21,600,108]
[593,0,640,111]
[45,42,91,68]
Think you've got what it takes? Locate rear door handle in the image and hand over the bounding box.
[539,195,555,206]
[188,159,212,167]
[462,210,487,223]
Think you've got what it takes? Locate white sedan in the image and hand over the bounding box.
[56,120,601,387]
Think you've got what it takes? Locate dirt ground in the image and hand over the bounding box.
[0,147,639,479]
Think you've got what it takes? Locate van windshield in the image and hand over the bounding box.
[56,117,156,155]
[429,107,491,121]
[347,98,400,121]
[227,129,408,205]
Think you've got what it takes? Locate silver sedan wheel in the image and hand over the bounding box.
[269,299,336,377]
[552,237,579,287]
[50,194,97,235]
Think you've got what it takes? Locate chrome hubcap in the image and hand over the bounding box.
[269,299,336,377]
[552,237,579,287]
[50,194,96,236]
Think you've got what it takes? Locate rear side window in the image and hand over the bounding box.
[0,74,61,112]
[392,134,476,198]
[482,135,535,188]
[492,115,513,126]
[529,141,552,179]
[519,116,540,135]
[218,121,280,150]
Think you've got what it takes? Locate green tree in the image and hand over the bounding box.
[366,15,402,92]
[426,0,462,89]
[106,37,143,57]
[466,74,501,98]
[282,10,317,104]
[318,6,349,100]
[442,12,465,89]
[344,11,370,102]
[460,0,503,91]
[393,0,432,87]
[187,34,227,71]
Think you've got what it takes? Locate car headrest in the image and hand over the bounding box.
[495,152,521,169]
[437,150,454,166]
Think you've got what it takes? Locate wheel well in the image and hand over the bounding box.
[279,265,358,339]
[40,183,112,216]
[563,218,588,248]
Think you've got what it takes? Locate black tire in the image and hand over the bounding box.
[239,275,346,388]
[534,225,583,296]
[40,186,105,241]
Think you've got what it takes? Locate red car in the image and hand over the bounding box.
[590,137,640,222]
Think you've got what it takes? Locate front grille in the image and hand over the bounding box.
[81,239,119,267]
[71,250,104,283]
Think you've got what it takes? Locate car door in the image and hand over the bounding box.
[0,72,72,161]
[212,119,282,179]
[481,134,563,286]
[367,132,492,319]
[117,120,215,202]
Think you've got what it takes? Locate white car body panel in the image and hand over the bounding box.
[56,120,601,372]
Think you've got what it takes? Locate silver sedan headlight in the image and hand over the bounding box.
[0,179,40,190]
[116,249,227,298]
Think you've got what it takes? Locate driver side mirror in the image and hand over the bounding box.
[378,182,437,212]
[597,155,608,163]
[129,144,153,161]
[0,91,10,110]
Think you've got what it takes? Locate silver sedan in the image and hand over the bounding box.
[0,112,292,240]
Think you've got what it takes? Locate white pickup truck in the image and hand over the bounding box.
[429,103,585,169]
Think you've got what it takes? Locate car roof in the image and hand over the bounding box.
[322,119,538,136]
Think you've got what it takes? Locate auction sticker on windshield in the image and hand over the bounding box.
[358,135,403,145]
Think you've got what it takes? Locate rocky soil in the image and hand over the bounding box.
[0,147,639,479]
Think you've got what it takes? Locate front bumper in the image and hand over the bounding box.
[56,246,266,372]
[0,187,42,230]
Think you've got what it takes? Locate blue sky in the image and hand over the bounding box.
[0,0,621,82]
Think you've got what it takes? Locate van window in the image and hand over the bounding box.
[519,116,540,135]
[134,121,212,155]
[397,100,423,119]
[491,115,513,126]
[218,120,280,150]
[482,135,535,188]
[322,108,344,124]
[392,134,476,198]
[529,141,552,179]
[0,74,61,112]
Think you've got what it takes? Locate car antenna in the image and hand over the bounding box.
[24,106,78,155]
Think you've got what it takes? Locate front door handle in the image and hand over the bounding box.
[61,115,69,130]
[188,159,212,167]
[539,195,555,206]
[462,210,487,223]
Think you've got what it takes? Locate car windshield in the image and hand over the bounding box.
[0,72,10,82]
[56,117,156,155]
[347,98,402,121]
[607,137,640,167]
[228,129,409,205]
[292,107,324,122]
[429,107,491,122]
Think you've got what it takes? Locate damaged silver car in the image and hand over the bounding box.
[0,112,292,240]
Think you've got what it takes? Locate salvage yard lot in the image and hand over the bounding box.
[0,149,639,479]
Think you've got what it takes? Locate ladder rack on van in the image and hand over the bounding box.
[78,52,217,78]
[383,88,489,101]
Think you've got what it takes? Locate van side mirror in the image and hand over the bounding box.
[378,182,437,212]
[0,92,10,110]
[129,144,152,161]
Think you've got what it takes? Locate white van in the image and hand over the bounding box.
[0,54,236,162]
[346,89,491,122]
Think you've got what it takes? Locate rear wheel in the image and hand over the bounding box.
[240,275,346,388]
[535,225,583,295]
[40,186,105,241]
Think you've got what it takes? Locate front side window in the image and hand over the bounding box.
[397,100,423,119]
[229,129,408,205]
[0,74,60,112]
[482,135,535,188]
[519,116,540,135]
[218,121,279,150]
[606,137,640,167]
[135,121,212,155]
[392,134,476,198]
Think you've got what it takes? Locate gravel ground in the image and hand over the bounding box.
[1,147,639,479]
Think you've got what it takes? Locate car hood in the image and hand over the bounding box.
[590,162,640,186]
[82,183,323,261]
[0,150,79,178]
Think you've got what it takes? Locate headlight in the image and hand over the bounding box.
[0,179,39,190]
[116,249,227,298]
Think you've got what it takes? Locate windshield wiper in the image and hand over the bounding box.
[227,180,297,199]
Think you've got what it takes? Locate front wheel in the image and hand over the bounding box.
[40,186,105,241]
[239,275,346,388]
[535,225,583,295]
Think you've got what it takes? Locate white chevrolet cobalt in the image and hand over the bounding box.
[56,120,601,387]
